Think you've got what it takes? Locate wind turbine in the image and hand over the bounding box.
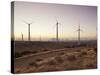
[76,23,82,45]
[55,19,61,41]
[21,32,23,41]
[23,21,33,41]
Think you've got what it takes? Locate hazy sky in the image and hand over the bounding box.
[14,1,97,41]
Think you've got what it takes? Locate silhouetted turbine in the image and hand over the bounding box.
[76,23,82,45]
[21,32,23,41]
[56,19,61,41]
[24,21,32,41]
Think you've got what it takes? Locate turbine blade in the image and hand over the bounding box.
[23,20,29,24]
[23,20,33,24]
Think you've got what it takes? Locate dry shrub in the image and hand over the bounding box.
[32,51,38,54]
[21,51,32,55]
[87,49,95,55]
[48,59,57,65]
[86,64,96,68]
[43,48,49,51]
[15,52,22,58]
[36,58,43,62]
[59,52,64,55]
[55,56,64,63]
[81,51,87,56]
[29,62,38,67]
[67,55,77,61]
[15,68,21,73]
[16,70,20,73]
[64,45,76,48]
[76,49,81,52]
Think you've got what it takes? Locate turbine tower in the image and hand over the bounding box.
[21,32,23,41]
[77,23,82,45]
[24,21,32,41]
[56,19,61,41]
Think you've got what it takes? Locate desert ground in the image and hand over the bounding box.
[14,40,97,73]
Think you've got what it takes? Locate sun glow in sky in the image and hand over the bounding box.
[13,1,97,41]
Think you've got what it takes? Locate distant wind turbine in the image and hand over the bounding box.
[76,23,83,45]
[23,21,33,41]
[21,32,23,41]
[55,19,61,41]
